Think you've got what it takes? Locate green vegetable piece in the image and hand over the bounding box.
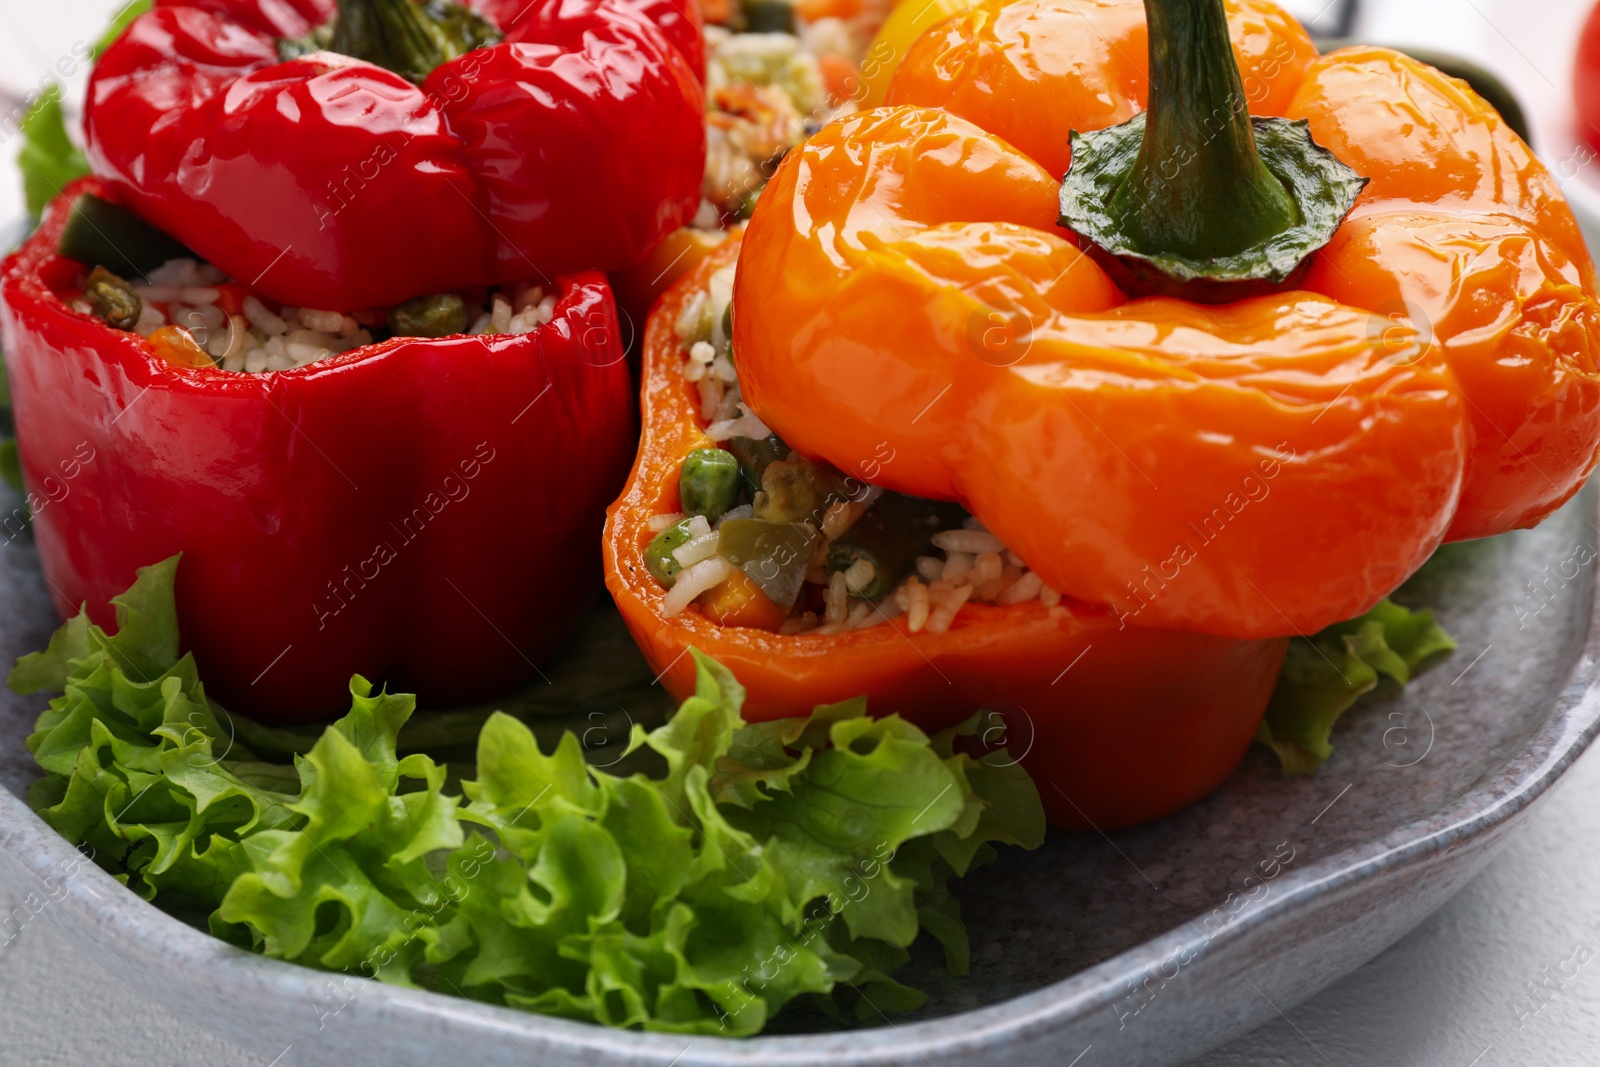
[717,517,818,610]
[1256,598,1456,775]
[59,194,193,278]
[387,292,469,338]
[19,92,89,218]
[727,433,787,495]
[83,266,142,331]
[644,516,698,587]
[0,439,21,495]
[719,301,734,355]
[753,456,824,524]
[827,492,969,600]
[742,0,796,33]
[679,447,741,521]
[734,184,764,221]
[14,557,1047,1036]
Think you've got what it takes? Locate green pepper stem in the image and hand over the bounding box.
[1107,0,1298,260]
[329,0,486,82]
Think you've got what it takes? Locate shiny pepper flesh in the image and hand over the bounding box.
[732,0,1600,639]
[85,0,706,310]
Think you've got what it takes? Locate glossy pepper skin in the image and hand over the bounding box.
[1,180,636,722]
[734,0,1600,640]
[473,0,706,79]
[603,236,1289,830]
[83,0,705,311]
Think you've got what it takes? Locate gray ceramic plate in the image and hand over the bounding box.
[1,470,1597,1067]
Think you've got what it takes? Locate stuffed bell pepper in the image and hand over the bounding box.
[606,237,1287,831]
[606,0,1600,828]
[1,0,708,721]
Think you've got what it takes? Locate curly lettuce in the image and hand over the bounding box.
[1255,598,1456,775]
[12,556,1044,1034]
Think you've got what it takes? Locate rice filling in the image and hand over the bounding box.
[647,264,1064,635]
[71,256,559,374]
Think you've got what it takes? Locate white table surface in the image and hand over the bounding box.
[3,0,1600,1063]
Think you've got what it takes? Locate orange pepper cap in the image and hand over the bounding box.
[733,2,1600,639]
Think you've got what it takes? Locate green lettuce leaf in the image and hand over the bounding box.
[13,557,298,902]
[94,0,150,58]
[1256,598,1456,774]
[14,0,147,217]
[18,92,88,218]
[14,556,1045,1035]
[0,438,21,495]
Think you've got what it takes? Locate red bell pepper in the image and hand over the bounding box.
[1,179,636,722]
[83,0,706,311]
[472,0,706,81]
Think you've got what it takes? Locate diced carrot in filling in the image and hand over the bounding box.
[147,324,213,368]
[697,568,787,630]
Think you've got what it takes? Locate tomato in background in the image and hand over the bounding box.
[1577,1,1600,151]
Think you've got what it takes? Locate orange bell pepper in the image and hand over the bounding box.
[885,0,1316,176]
[603,235,1288,830]
[858,0,982,109]
[732,0,1600,640]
